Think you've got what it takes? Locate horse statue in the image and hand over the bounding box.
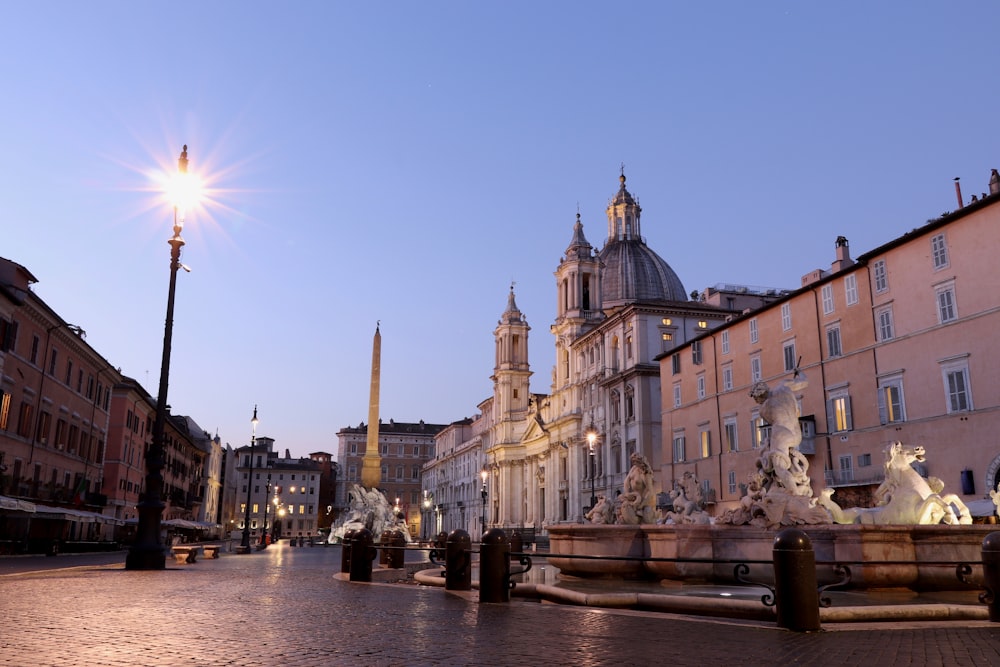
[818,442,972,525]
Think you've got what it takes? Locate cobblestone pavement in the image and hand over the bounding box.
[4,544,1000,666]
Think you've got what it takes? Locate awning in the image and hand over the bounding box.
[163,518,219,530]
[30,503,123,525]
[0,495,37,513]
[965,498,997,518]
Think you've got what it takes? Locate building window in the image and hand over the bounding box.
[931,233,949,270]
[838,455,854,483]
[821,284,834,315]
[873,259,888,293]
[691,340,702,365]
[696,375,706,400]
[936,283,957,323]
[728,470,737,495]
[625,335,633,359]
[858,453,872,468]
[722,365,733,392]
[827,390,853,432]
[750,356,762,383]
[697,320,707,329]
[672,433,686,463]
[724,419,738,453]
[781,303,791,331]
[940,358,972,413]
[782,341,796,373]
[610,390,621,422]
[49,348,58,375]
[750,410,768,449]
[720,330,730,355]
[826,325,842,358]
[868,304,890,341]
[749,318,758,344]
[671,353,681,375]
[662,318,672,326]
[624,386,635,421]
[844,274,858,306]
[672,384,681,408]
[662,332,672,342]
[878,376,906,424]
[699,429,711,458]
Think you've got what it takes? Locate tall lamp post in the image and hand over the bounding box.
[422,491,432,542]
[260,471,272,548]
[239,406,259,553]
[480,466,489,537]
[586,423,598,510]
[126,146,195,570]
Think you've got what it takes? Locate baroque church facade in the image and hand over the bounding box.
[426,173,776,537]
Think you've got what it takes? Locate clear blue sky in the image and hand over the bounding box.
[4,2,998,458]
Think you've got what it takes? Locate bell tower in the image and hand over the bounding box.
[492,285,532,443]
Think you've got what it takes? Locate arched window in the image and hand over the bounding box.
[624,385,635,421]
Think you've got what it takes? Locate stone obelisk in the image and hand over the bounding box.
[361,323,382,489]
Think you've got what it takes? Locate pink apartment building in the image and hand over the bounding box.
[661,170,1000,515]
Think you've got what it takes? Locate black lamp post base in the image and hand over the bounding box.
[125,545,166,570]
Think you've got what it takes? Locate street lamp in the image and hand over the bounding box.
[126,145,195,570]
[422,491,432,541]
[480,466,489,536]
[586,423,598,511]
[239,406,259,553]
[260,471,272,548]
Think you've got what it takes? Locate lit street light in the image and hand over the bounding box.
[586,423,598,511]
[239,406,259,553]
[480,466,489,537]
[126,146,196,570]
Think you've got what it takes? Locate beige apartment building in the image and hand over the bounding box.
[335,420,445,537]
[662,171,1000,515]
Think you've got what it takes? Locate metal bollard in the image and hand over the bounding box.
[445,529,472,591]
[340,529,357,574]
[349,528,377,582]
[509,529,523,563]
[772,528,821,631]
[982,532,1000,621]
[480,528,511,603]
[386,530,406,569]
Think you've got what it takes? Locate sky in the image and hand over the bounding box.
[3,2,999,459]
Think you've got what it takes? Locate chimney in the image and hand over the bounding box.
[831,236,853,273]
[954,177,963,208]
[990,169,999,196]
[285,448,290,458]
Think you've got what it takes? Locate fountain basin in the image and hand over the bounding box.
[547,523,996,591]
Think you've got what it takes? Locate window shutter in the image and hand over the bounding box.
[877,387,887,425]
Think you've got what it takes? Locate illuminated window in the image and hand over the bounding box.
[662,318,672,326]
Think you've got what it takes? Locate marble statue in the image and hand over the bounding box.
[719,370,829,528]
[990,482,1000,518]
[751,371,813,497]
[330,483,413,543]
[585,494,613,524]
[616,453,657,525]
[818,442,972,525]
[659,472,712,525]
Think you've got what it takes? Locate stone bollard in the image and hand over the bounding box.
[982,532,1000,622]
[480,528,511,603]
[435,531,448,550]
[379,530,393,566]
[340,529,357,574]
[445,529,472,591]
[386,530,406,569]
[509,529,523,563]
[772,528,821,632]
[349,528,377,583]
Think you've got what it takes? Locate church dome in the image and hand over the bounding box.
[598,171,687,305]
[599,239,687,304]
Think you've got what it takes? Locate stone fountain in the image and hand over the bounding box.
[549,372,993,591]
